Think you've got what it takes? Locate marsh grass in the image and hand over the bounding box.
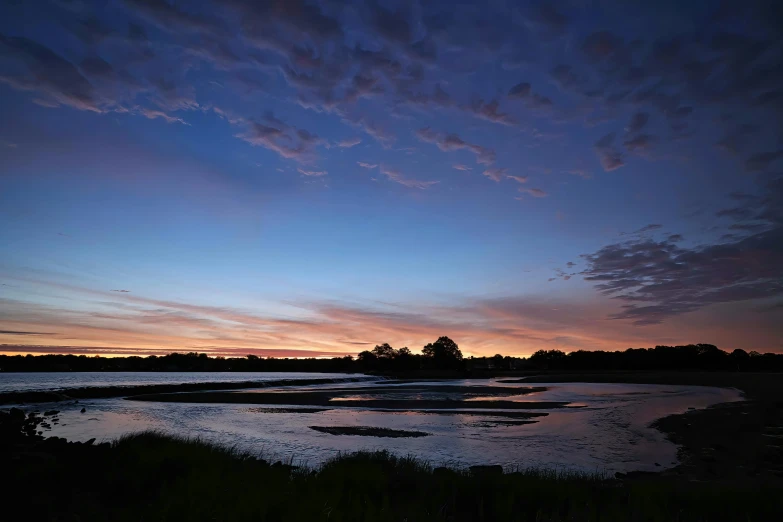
[2,430,780,521]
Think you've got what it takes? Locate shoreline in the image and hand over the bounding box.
[3,371,780,486]
[521,372,783,485]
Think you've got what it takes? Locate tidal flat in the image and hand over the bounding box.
[22,377,741,473]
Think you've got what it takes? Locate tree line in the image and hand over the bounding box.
[1,339,781,373]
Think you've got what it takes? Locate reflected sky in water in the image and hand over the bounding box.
[0,372,358,393]
[33,378,742,473]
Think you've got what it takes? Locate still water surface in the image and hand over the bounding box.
[2,373,741,473]
[0,372,354,392]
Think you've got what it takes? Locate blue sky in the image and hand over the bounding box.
[0,0,781,356]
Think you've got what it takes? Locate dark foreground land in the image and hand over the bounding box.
[2,372,783,521]
[2,426,781,522]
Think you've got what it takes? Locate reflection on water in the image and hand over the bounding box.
[31,379,741,473]
[0,372,357,393]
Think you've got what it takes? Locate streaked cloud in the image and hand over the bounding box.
[415,127,496,165]
[337,137,362,148]
[297,168,327,177]
[482,167,507,182]
[236,112,324,162]
[379,165,438,189]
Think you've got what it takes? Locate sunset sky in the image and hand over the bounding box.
[1,0,781,358]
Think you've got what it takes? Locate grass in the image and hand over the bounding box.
[3,430,782,521]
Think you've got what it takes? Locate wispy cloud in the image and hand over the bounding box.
[415,127,496,165]
[236,112,324,163]
[297,168,328,177]
[482,167,507,182]
[379,165,438,189]
[337,137,362,148]
[594,133,625,171]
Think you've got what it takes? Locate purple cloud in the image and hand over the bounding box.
[415,127,496,165]
[594,133,625,171]
[237,112,323,162]
[581,178,783,324]
[297,168,327,177]
[626,112,649,134]
[520,187,548,198]
[466,99,516,126]
[482,167,507,182]
[623,134,656,154]
[379,165,438,189]
[337,137,362,148]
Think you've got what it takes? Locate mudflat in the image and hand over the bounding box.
[128,384,563,411]
[522,372,783,485]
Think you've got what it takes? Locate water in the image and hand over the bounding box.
[2,373,742,474]
[0,372,355,393]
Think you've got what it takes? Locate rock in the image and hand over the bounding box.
[469,465,503,476]
[80,408,86,413]
[9,407,25,422]
[43,410,60,416]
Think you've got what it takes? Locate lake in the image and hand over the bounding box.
[1,372,742,473]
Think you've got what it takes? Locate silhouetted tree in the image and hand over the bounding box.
[529,350,567,369]
[357,350,378,370]
[372,343,397,359]
[2,343,782,374]
[422,336,463,370]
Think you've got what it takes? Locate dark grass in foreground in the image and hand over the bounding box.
[3,431,782,522]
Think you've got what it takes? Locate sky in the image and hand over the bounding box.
[0,0,781,358]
